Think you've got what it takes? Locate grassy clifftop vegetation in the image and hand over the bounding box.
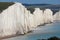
[0,2,14,12]
[0,2,60,14]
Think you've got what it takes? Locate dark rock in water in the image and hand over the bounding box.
[48,36,60,40]
[37,36,60,40]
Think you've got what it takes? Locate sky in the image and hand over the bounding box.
[0,0,60,4]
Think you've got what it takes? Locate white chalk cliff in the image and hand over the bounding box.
[0,2,54,37]
[33,8,44,26]
[0,2,32,37]
[44,9,53,23]
[54,11,60,21]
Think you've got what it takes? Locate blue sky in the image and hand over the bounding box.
[0,0,60,4]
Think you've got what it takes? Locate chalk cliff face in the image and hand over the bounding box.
[0,2,32,37]
[33,8,54,26]
[33,8,44,26]
[0,2,54,37]
[54,11,60,21]
[29,11,36,28]
[44,9,53,23]
[0,14,3,37]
